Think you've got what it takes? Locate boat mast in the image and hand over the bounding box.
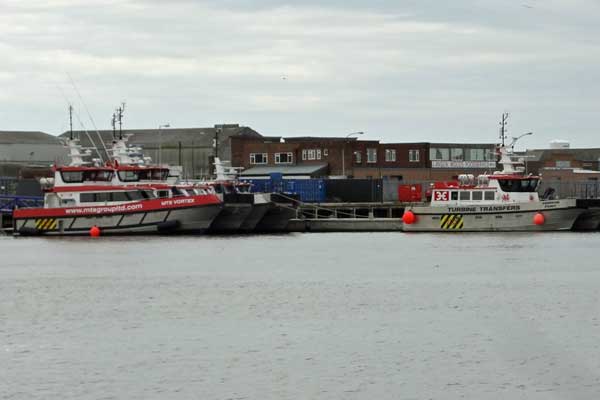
[111,112,117,140]
[499,112,509,147]
[116,102,125,140]
[69,105,74,140]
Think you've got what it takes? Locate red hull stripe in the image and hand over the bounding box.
[13,195,221,218]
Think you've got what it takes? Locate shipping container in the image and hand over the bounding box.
[325,179,383,202]
[285,179,326,202]
[398,184,422,202]
[382,177,400,202]
[241,178,325,203]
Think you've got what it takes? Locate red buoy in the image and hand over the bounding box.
[533,213,545,225]
[402,210,416,224]
[90,225,101,237]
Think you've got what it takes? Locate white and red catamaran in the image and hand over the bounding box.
[402,132,583,232]
[13,130,222,236]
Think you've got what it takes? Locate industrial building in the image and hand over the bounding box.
[60,124,262,179]
[0,131,68,194]
[230,135,498,181]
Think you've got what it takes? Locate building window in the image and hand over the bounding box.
[555,160,571,168]
[385,149,396,162]
[430,148,449,161]
[275,152,293,164]
[307,149,316,160]
[468,148,485,161]
[316,149,322,160]
[451,148,464,161]
[354,151,362,163]
[367,148,377,163]
[250,153,268,164]
[409,149,420,162]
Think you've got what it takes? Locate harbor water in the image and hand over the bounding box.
[2,232,600,399]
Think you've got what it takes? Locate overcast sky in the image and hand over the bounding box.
[1,0,599,148]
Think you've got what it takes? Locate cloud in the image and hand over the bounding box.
[0,0,599,147]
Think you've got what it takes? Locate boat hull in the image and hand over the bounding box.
[238,202,271,233]
[208,203,253,233]
[13,195,223,236]
[403,199,583,232]
[254,203,296,232]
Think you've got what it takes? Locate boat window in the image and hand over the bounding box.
[142,190,156,199]
[80,193,95,202]
[459,191,470,201]
[484,191,495,200]
[157,190,170,198]
[472,191,483,200]
[151,169,169,180]
[118,170,139,182]
[126,191,144,201]
[498,178,539,192]
[112,192,129,202]
[61,171,84,183]
[451,191,458,200]
[95,192,110,202]
[223,185,234,194]
[85,170,113,182]
[196,188,207,195]
[172,187,185,197]
[213,185,223,194]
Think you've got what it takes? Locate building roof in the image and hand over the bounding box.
[60,125,262,147]
[240,163,328,177]
[525,148,600,162]
[0,131,63,145]
[284,137,362,143]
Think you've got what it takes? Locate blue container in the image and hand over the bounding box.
[284,179,325,203]
[242,177,326,203]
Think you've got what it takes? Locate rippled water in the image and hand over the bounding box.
[2,232,600,399]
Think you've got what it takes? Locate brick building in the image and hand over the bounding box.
[231,135,497,181]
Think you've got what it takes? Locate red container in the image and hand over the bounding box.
[398,184,422,202]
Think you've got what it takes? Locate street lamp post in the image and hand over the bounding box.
[342,131,364,177]
[158,123,170,169]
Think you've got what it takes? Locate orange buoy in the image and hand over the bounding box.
[90,225,101,237]
[402,210,416,224]
[533,213,545,225]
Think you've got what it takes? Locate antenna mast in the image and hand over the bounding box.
[111,112,117,139]
[499,112,509,147]
[69,105,74,140]
[116,102,126,140]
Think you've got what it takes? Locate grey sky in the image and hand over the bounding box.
[1,0,599,148]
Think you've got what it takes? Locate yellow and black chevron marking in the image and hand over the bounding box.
[35,218,58,230]
[439,214,464,230]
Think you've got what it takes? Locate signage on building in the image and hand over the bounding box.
[431,160,496,169]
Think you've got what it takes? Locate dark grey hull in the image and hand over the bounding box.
[254,204,296,232]
[238,203,271,232]
[208,203,253,233]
